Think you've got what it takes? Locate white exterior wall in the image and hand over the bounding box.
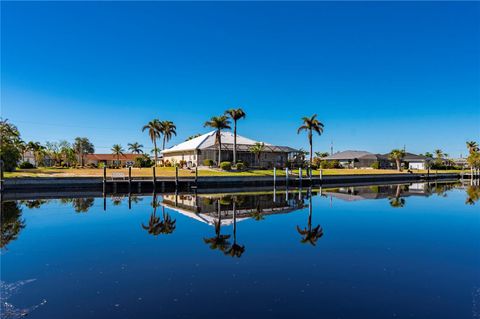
[408,162,425,170]
[162,151,197,166]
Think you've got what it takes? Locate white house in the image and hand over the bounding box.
[160,131,298,168]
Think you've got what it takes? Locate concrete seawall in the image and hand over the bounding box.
[1,173,461,194]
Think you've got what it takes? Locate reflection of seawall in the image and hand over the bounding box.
[321,182,461,202]
[161,193,306,226]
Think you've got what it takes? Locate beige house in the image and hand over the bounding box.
[160,131,298,168]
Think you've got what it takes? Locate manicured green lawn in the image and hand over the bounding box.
[3,167,464,179]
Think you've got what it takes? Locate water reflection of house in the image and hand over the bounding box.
[322,183,435,201]
[161,193,306,226]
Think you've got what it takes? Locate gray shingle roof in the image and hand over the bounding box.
[323,150,380,161]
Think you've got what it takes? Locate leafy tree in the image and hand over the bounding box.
[160,120,177,150]
[73,137,94,166]
[204,115,231,166]
[127,142,143,154]
[26,141,45,167]
[185,134,201,141]
[142,119,161,165]
[315,151,330,158]
[225,108,246,164]
[0,120,22,171]
[297,114,324,165]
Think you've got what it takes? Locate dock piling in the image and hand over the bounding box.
[128,167,132,192]
[285,168,289,186]
[175,166,179,188]
[299,167,302,186]
[273,167,277,188]
[195,166,198,185]
[152,166,156,190]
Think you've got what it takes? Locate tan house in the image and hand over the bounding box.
[85,154,142,167]
[160,131,298,168]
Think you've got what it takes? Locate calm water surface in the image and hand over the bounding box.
[1,182,479,319]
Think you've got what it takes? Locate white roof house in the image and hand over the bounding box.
[161,131,297,154]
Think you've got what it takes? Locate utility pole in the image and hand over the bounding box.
[330,141,333,155]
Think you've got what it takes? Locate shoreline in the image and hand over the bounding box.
[1,172,467,195]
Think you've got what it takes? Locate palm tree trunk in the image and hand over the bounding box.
[233,122,237,164]
[218,134,222,166]
[153,139,158,166]
[163,136,166,151]
[396,159,401,171]
[309,131,313,166]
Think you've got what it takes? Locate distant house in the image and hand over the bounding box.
[322,150,390,168]
[85,154,142,167]
[160,131,298,168]
[399,153,431,170]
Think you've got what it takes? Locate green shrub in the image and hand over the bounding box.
[371,161,380,169]
[164,160,172,167]
[179,160,187,168]
[320,160,341,169]
[203,159,214,167]
[220,161,232,170]
[135,155,153,168]
[19,161,35,169]
[236,162,245,170]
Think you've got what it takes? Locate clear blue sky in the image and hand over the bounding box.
[2,2,479,157]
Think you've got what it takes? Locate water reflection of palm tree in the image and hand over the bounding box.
[160,206,176,235]
[142,195,163,236]
[1,201,26,249]
[465,186,480,205]
[225,200,245,258]
[142,195,176,236]
[389,185,406,208]
[204,200,231,252]
[250,203,265,221]
[296,194,323,246]
[21,200,48,209]
[72,198,94,213]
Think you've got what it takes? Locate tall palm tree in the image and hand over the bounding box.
[434,149,443,160]
[142,120,162,165]
[160,120,177,150]
[296,193,323,246]
[297,114,324,165]
[249,142,265,167]
[225,108,246,164]
[389,149,405,171]
[466,141,479,155]
[204,115,231,166]
[111,144,124,166]
[127,142,144,154]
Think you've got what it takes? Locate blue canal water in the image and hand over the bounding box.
[1,182,479,319]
